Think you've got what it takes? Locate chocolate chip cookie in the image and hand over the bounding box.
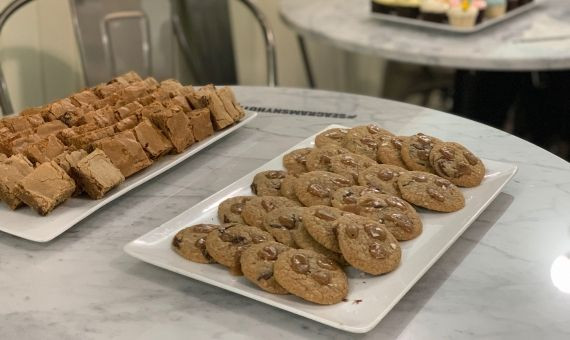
[283,148,312,175]
[302,206,345,253]
[279,174,300,202]
[357,164,407,197]
[331,185,381,214]
[242,196,301,229]
[240,241,291,294]
[218,196,253,224]
[400,133,443,172]
[429,142,485,187]
[314,128,349,148]
[294,171,352,206]
[290,214,345,264]
[344,124,394,161]
[251,170,287,196]
[305,144,350,172]
[337,214,401,275]
[263,206,306,247]
[397,171,465,212]
[377,135,409,169]
[350,192,422,241]
[329,152,377,184]
[205,224,274,275]
[274,249,348,305]
[172,224,219,263]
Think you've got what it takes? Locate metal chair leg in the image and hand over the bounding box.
[297,35,315,88]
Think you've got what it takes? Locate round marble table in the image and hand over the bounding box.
[2,87,570,339]
[279,0,570,71]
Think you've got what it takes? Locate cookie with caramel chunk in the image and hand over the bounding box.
[218,196,253,224]
[377,135,409,168]
[251,170,287,196]
[337,214,401,275]
[274,249,348,304]
[344,124,394,161]
[305,144,350,172]
[429,142,485,187]
[283,148,312,175]
[357,164,408,197]
[314,128,348,148]
[263,206,306,247]
[241,196,301,229]
[172,224,218,263]
[302,205,345,253]
[329,152,376,184]
[400,133,442,172]
[397,171,465,212]
[294,171,352,207]
[240,241,291,294]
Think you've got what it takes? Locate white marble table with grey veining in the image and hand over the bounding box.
[279,0,570,70]
[1,87,570,339]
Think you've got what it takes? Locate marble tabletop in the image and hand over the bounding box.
[1,86,570,339]
[279,0,570,71]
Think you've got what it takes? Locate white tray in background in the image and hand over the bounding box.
[124,124,518,333]
[371,1,539,34]
[0,111,257,243]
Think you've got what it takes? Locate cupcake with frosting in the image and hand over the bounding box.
[472,0,487,23]
[485,0,506,18]
[394,0,421,18]
[447,0,479,28]
[371,0,397,14]
[420,0,450,23]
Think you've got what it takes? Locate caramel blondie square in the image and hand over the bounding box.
[72,149,125,199]
[23,135,67,164]
[0,154,34,209]
[53,150,88,196]
[133,118,173,158]
[92,130,152,177]
[187,108,214,142]
[15,161,76,215]
[149,105,195,153]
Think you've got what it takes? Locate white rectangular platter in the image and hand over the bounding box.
[0,111,256,243]
[124,124,517,333]
[370,1,539,34]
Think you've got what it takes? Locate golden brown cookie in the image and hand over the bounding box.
[283,148,312,175]
[242,196,301,229]
[290,213,346,264]
[344,124,394,160]
[172,224,219,263]
[274,249,348,305]
[329,152,377,184]
[357,164,407,197]
[240,241,291,294]
[337,214,401,275]
[377,135,409,169]
[263,206,307,247]
[279,174,300,202]
[302,205,346,253]
[293,171,352,206]
[314,128,349,148]
[251,170,287,196]
[397,171,465,212]
[217,196,253,224]
[305,144,350,172]
[429,142,485,187]
[205,224,274,275]
[400,133,443,172]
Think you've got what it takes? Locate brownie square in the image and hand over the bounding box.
[94,82,126,98]
[187,108,214,142]
[115,101,143,120]
[0,154,34,209]
[70,90,99,107]
[159,79,183,97]
[1,133,42,156]
[196,85,234,130]
[35,120,68,138]
[133,118,173,158]
[217,87,244,121]
[149,106,195,153]
[111,71,143,85]
[0,153,6,161]
[14,161,76,215]
[57,123,99,146]
[115,115,141,132]
[53,150,88,196]
[72,149,125,199]
[140,102,166,119]
[3,116,34,132]
[166,95,192,112]
[69,126,116,151]
[92,130,152,177]
[23,135,67,164]
[81,107,117,127]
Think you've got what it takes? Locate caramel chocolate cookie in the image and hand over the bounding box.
[218,196,253,224]
[331,185,381,213]
[429,142,485,188]
[290,213,346,264]
[279,174,299,202]
[283,148,312,175]
[172,224,218,263]
[314,128,348,148]
[397,171,465,212]
[302,206,345,253]
[242,196,301,229]
[263,206,307,247]
[400,133,443,172]
[294,171,352,206]
[350,192,422,241]
[377,135,409,169]
[251,170,287,196]
[357,164,407,197]
[329,152,377,184]
[344,124,394,160]
[305,144,350,172]
[205,224,274,275]
[240,241,291,294]
[337,214,401,275]
[274,249,348,305]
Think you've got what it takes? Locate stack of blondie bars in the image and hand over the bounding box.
[0,71,246,215]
